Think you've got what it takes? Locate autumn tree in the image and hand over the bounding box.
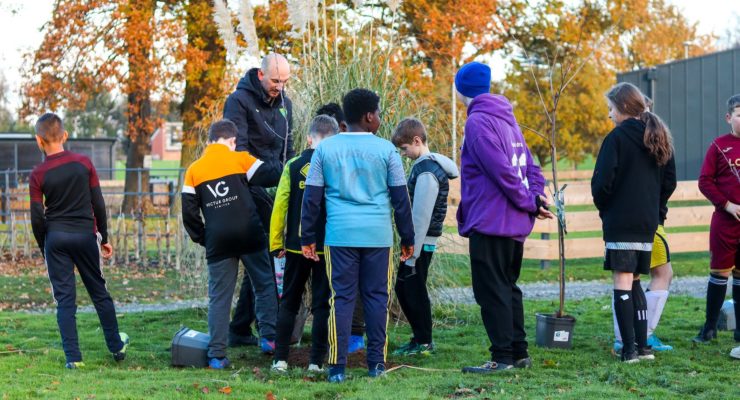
[178,0,227,170]
[21,0,181,211]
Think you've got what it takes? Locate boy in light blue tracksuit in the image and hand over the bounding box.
[301,89,415,382]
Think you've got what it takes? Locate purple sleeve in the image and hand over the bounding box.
[468,135,538,213]
[525,146,546,197]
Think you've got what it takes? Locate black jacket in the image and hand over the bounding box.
[591,118,676,243]
[181,144,281,262]
[223,68,295,164]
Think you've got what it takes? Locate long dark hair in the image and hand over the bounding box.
[606,82,673,166]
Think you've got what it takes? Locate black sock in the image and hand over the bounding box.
[705,273,728,330]
[632,280,648,348]
[613,289,635,353]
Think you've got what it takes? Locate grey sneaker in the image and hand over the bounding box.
[462,361,513,373]
[513,357,532,369]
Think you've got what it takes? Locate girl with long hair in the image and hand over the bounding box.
[592,82,676,363]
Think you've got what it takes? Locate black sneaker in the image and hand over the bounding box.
[692,326,717,343]
[513,357,532,369]
[620,350,639,363]
[734,329,740,343]
[637,347,655,360]
[462,361,513,373]
[228,333,258,347]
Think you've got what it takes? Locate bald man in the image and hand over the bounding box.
[225,53,294,163]
[223,54,295,351]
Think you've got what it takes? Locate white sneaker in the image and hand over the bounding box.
[730,346,740,360]
[307,363,323,373]
[271,360,288,373]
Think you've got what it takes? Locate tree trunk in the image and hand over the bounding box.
[122,0,156,213]
[179,0,227,171]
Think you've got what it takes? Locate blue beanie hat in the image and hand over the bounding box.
[455,62,491,99]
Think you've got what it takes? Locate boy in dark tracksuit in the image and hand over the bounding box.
[301,89,415,383]
[30,113,128,369]
[391,118,459,356]
[269,115,339,373]
[181,119,281,369]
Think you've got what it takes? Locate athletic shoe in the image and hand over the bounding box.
[513,357,532,369]
[65,361,85,369]
[730,346,740,359]
[260,338,276,355]
[228,333,258,347]
[620,350,639,364]
[307,364,324,373]
[208,357,231,369]
[271,360,288,373]
[368,363,386,378]
[647,334,673,351]
[462,361,513,373]
[692,326,717,343]
[613,340,623,352]
[637,347,655,360]
[348,335,365,354]
[392,341,417,356]
[734,329,740,343]
[113,332,130,362]
[328,366,346,383]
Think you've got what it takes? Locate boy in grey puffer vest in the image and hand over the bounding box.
[391,118,459,356]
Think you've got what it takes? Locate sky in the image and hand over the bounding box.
[0,0,737,114]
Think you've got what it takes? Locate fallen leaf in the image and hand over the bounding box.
[219,386,232,395]
[201,386,210,394]
[51,381,60,385]
[265,392,276,400]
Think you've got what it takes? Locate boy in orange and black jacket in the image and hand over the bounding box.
[181,119,281,369]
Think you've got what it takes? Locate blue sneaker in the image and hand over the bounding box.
[368,363,385,378]
[328,366,346,383]
[260,338,275,354]
[647,334,673,351]
[613,340,623,352]
[348,335,365,354]
[208,357,231,369]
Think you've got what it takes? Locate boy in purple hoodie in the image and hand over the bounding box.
[454,62,553,373]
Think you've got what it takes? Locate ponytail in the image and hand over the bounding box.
[640,111,673,166]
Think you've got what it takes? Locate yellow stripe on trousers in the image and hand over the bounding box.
[325,245,338,364]
[383,248,394,362]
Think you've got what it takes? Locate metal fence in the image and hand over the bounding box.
[0,167,189,268]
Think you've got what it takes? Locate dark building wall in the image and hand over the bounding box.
[618,48,740,180]
[0,137,116,184]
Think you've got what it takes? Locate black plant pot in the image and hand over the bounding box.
[535,313,576,349]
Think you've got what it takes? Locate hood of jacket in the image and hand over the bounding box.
[236,68,280,107]
[414,152,459,179]
[617,118,648,149]
[467,93,518,128]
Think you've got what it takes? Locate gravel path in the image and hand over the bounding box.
[432,276,709,305]
[25,276,709,314]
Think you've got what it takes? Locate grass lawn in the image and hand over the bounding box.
[0,251,713,310]
[0,263,191,311]
[0,296,737,399]
[113,160,183,180]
